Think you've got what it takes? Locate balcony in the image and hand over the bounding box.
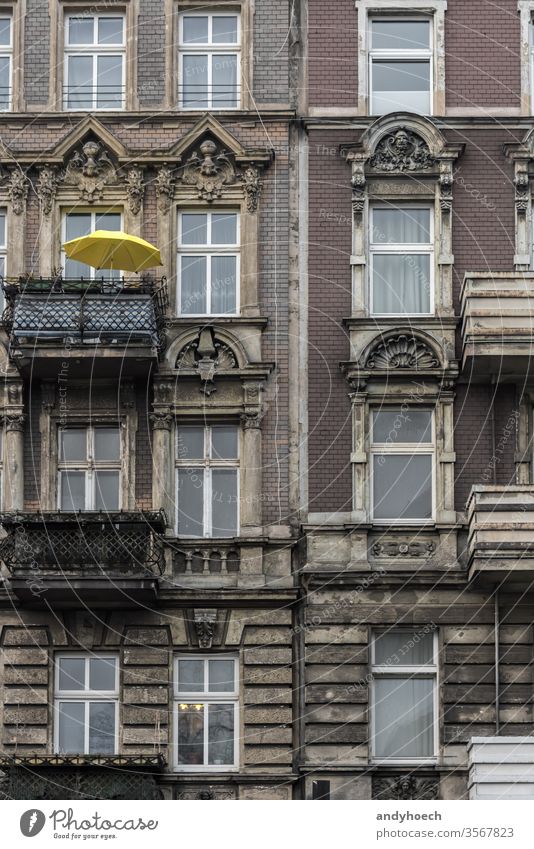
[0,511,166,606]
[461,272,534,377]
[466,486,534,583]
[166,538,293,589]
[1,275,168,376]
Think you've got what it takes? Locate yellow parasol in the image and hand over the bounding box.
[62,230,163,274]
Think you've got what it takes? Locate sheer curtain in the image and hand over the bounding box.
[374,677,434,758]
[372,208,431,314]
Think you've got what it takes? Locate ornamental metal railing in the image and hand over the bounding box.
[0,511,166,576]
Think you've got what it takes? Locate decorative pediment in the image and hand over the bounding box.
[164,114,248,159]
[363,333,440,371]
[180,138,236,202]
[49,115,131,162]
[176,327,239,395]
[60,138,119,203]
[369,128,434,173]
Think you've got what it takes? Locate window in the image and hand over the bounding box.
[370,409,434,522]
[175,655,238,770]
[177,211,239,315]
[61,211,122,280]
[371,629,437,762]
[176,425,239,537]
[58,426,121,511]
[0,208,6,311]
[179,12,240,109]
[370,205,433,315]
[0,17,12,111]
[369,18,432,115]
[64,14,125,110]
[54,655,118,755]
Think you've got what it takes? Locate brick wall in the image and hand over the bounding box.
[253,0,290,104]
[23,383,41,511]
[135,381,153,510]
[137,0,166,107]
[308,0,358,109]
[24,0,50,105]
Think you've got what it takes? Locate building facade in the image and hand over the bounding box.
[0,0,532,802]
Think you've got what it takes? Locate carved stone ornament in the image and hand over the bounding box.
[60,140,116,203]
[176,327,238,395]
[240,164,262,212]
[351,168,366,213]
[372,540,436,558]
[439,167,453,212]
[515,171,529,212]
[180,139,235,202]
[125,166,144,215]
[194,608,217,649]
[369,129,434,172]
[8,169,29,215]
[155,163,175,213]
[372,775,439,801]
[365,335,440,370]
[150,412,173,431]
[36,166,58,215]
[177,787,235,800]
[5,414,25,432]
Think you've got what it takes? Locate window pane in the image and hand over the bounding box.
[180,256,207,314]
[373,208,430,244]
[372,60,430,114]
[177,468,204,536]
[58,702,85,753]
[208,659,234,692]
[373,454,432,520]
[211,213,237,244]
[211,469,238,537]
[94,471,119,510]
[178,704,205,765]
[96,55,123,108]
[0,18,11,46]
[211,426,238,459]
[208,704,234,765]
[371,20,430,50]
[94,428,120,462]
[212,54,237,107]
[98,16,123,45]
[182,54,208,108]
[95,212,121,231]
[374,677,434,758]
[60,471,86,511]
[0,56,10,108]
[181,213,208,245]
[375,630,434,666]
[178,658,205,692]
[372,253,430,314]
[177,427,205,461]
[58,656,85,690]
[68,17,94,45]
[182,16,208,44]
[212,15,238,44]
[89,657,116,691]
[60,429,87,461]
[211,256,237,314]
[373,410,432,444]
[67,55,93,109]
[65,214,92,277]
[89,702,115,754]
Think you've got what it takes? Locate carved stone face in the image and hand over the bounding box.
[392,130,411,155]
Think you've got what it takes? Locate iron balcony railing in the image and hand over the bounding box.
[0,511,167,576]
[63,85,126,110]
[1,275,168,351]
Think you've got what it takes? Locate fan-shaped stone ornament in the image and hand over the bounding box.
[365,334,440,370]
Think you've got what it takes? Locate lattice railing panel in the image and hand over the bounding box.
[5,767,163,800]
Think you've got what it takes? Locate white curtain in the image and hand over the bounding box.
[374,677,434,758]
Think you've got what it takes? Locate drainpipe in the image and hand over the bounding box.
[495,588,500,736]
[491,375,497,485]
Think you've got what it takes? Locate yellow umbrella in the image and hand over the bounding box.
[62,230,163,273]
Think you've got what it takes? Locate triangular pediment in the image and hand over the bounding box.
[46,116,130,163]
[165,114,247,159]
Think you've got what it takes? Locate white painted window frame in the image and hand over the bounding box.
[369,202,435,316]
[370,628,439,765]
[174,654,239,772]
[368,15,433,116]
[64,12,126,111]
[175,424,240,538]
[54,653,119,755]
[356,1,447,117]
[177,209,240,316]
[178,10,241,110]
[369,407,436,524]
[57,425,123,511]
[0,15,13,112]
[60,209,124,279]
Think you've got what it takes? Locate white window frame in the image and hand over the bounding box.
[368,14,433,116]
[370,629,438,765]
[64,12,126,111]
[177,209,240,316]
[0,206,7,314]
[178,10,241,110]
[369,203,434,316]
[175,424,240,538]
[174,654,239,772]
[370,408,435,524]
[0,15,13,112]
[54,653,119,755]
[57,425,122,511]
[60,209,124,279]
